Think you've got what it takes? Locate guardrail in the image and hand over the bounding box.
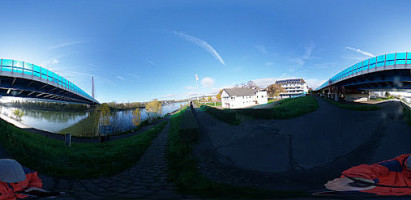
[0,58,96,102]
[317,52,411,90]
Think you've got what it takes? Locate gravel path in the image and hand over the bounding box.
[38,122,188,200]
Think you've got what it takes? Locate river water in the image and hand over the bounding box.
[0,102,187,137]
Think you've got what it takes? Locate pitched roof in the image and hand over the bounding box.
[223,88,258,97]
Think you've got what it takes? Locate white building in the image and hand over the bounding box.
[275,78,309,98]
[221,88,268,109]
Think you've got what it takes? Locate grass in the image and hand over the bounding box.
[200,105,240,125]
[0,118,167,178]
[323,98,380,111]
[166,106,309,198]
[211,96,320,121]
[203,102,222,107]
[270,96,319,119]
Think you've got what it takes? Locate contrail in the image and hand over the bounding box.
[345,46,375,57]
[174,31,226,65]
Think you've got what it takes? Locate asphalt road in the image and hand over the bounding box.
[193,97,411,192]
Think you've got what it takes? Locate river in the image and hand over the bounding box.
[0,102,187,137]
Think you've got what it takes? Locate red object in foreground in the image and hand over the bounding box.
[341,154,411,196]
[0,167,42,200]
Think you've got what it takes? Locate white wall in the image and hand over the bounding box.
[221,90,268,109]
[256,91,268,105]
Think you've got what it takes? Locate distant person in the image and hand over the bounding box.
[0,159,49,200]
[325,154,411,196]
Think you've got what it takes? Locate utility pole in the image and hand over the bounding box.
[92,76,95,98]
[195,74,199,102]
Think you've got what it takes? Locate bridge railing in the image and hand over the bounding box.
[317,52,411,90]
[0,59,96,102]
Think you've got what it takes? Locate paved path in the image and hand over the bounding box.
[40,122,186,199]
[193,97,411,191]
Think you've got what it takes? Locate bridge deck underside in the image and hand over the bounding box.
[0,76,97,104]
[322,69,411,91]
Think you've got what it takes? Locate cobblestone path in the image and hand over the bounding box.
[44,122,188,200]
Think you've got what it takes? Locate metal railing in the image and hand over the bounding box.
[0,58,96,102]
[316,52,411,90]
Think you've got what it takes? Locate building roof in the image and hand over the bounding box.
[275,78,306,85]
[223,88,258,97]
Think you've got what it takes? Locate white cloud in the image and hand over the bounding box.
[255,45,268,54]
[292,42,315,65]
[201,77,215,88]
[184,86,196,90]
[314,62,337,69]
[174,31,226,65]
[40,58,59,67]
[185,91,198,97]
[265,62,274,66]
[48,40,86,49]
[305,79,328,89]
[252,76,299,88]
[345,46,375,57]
[161,94,176,99]
[251,77,325,89]
[146,59,157,68]
[116,76,125,80]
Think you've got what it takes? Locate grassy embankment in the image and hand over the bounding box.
[200,96,319,124]
[323,98,380,111]
[203,102,222,107]
[401,102,411,126]
[166,107,308,198]
[0,118,167,178]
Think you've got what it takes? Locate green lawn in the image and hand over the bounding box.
[203,102,222,106]
[166,107,308,198]
[200,105,240,125]
[202,96,319,123]
[0,118,167,178]
[323,98,380,111]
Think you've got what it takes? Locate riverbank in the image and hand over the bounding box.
[0,117,168,178]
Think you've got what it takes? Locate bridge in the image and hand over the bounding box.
[315,52,411,101]
[0,59,99,105]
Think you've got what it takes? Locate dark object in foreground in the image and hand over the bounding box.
[17,190,64,198]
[313,190,377,198]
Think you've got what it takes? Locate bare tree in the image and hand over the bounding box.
[246,80,257,89]
[267,83,286,97]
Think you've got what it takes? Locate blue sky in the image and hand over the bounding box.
[1,0,411,102]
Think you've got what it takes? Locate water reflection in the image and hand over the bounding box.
[0,102,187,137]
